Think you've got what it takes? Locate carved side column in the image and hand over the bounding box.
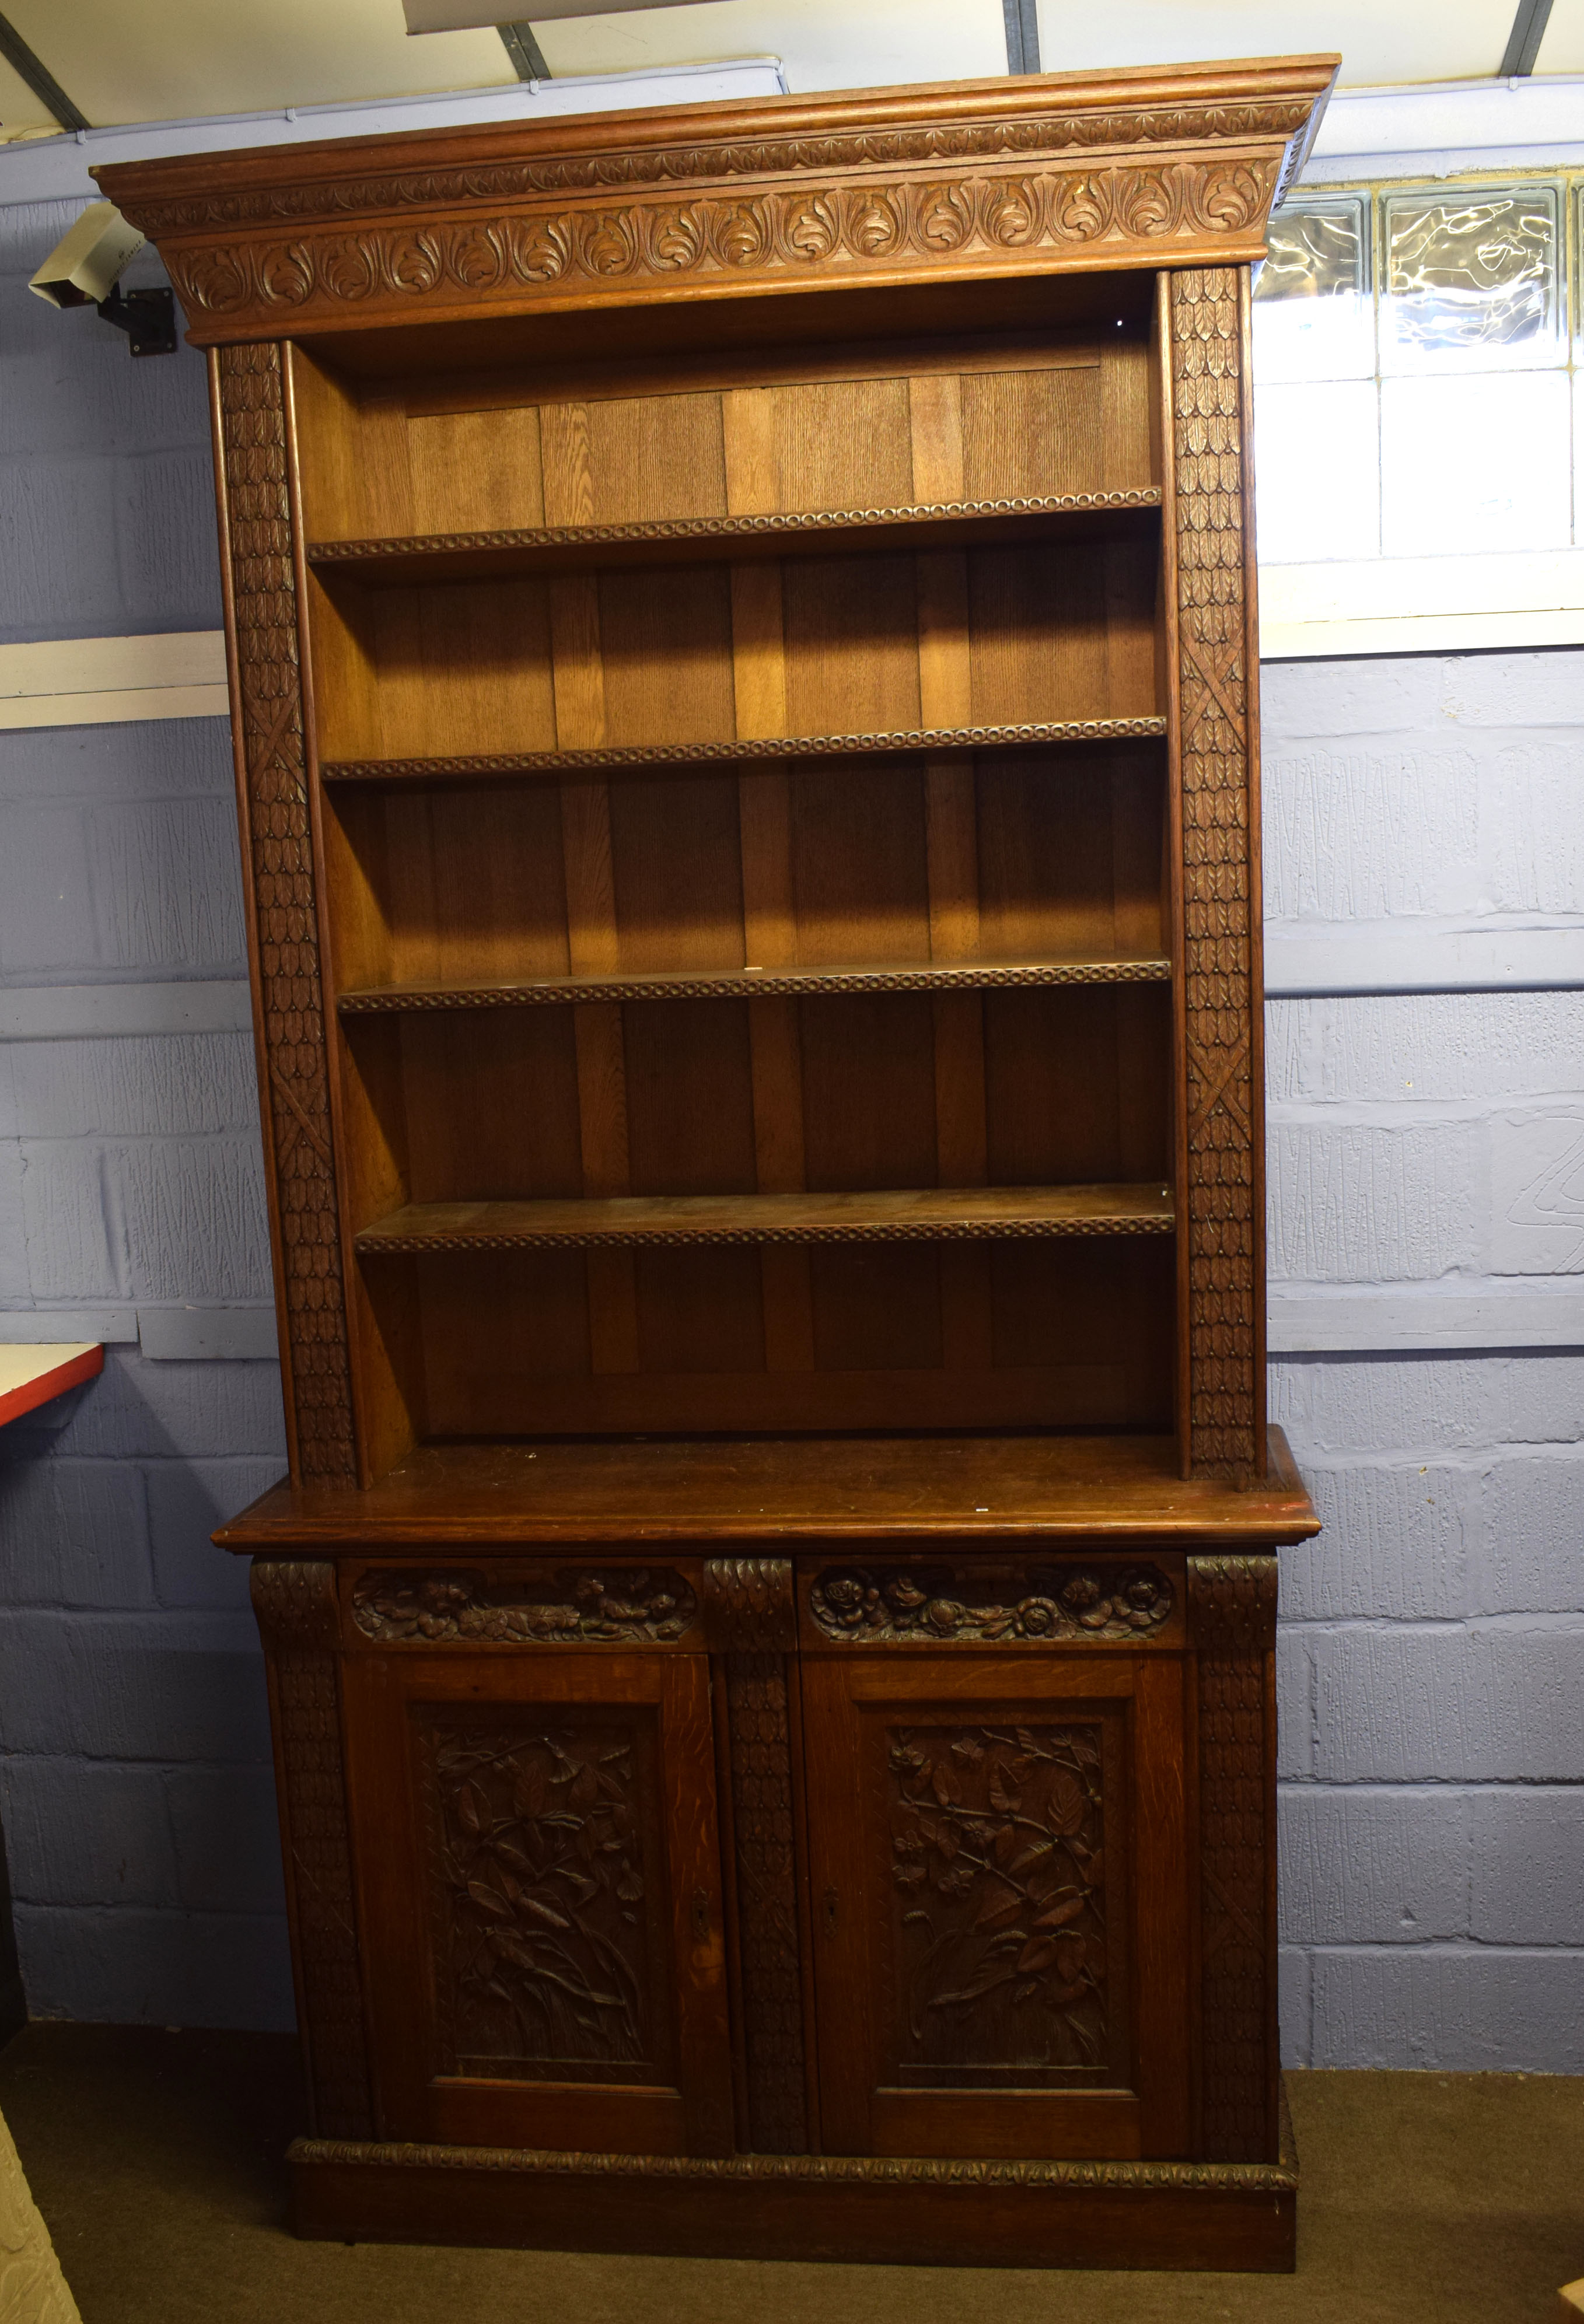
[1167,267,1264,1483]
[702,1558,809,2153]
[213,342,355,1483]
[1188,1553,1278,2162]
[251,1559,373,2137]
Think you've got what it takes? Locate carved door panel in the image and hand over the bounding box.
[343,1646,733,2155]
[802,1651,1189,2160]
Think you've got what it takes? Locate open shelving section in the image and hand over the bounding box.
[282,274,1184,1475]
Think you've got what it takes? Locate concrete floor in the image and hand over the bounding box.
[1,2027,1580,2323]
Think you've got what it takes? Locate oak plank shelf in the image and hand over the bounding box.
[306,486,1163,585]
[104,51,1335,2274]
[355,1183,1175,1254]
[338,954,1173,1014]
[320,715,1168,783]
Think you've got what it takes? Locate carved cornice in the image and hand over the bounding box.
[350,1566,697,1644]
[109,101,1322,239]
[96,64,1336,342]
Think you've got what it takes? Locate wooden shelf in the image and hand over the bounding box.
[321,716,1167,785]
[338,954,1173,1016]
[355,1183,1174,1253]
[214,1426,1320,1550]
[306,488,1162,585]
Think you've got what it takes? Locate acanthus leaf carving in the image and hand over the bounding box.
[163,158,1281,331]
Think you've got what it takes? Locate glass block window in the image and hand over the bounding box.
[1253,179,1579,565]
[1382,188,1561,370]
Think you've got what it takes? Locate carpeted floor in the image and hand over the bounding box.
[0,2027,1579,2323]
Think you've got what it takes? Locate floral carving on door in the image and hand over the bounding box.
[886,1722,1110,2077]
[421,1716,672,2079]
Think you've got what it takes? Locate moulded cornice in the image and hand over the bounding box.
[95,57,1338,344]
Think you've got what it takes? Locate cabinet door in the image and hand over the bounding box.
[802,1651,1188,2160]
[343,1647,733,2155]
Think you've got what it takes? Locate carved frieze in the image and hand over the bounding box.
[159,161,1279,334]
[809,1563,1174,1644]
[350,1567,698,1645]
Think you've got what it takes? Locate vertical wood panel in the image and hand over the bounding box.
[725,401,812,1369]
[551,569,636,1374]
[539,402,595,527]
[907,374,964,502]
[918,547,989,1372]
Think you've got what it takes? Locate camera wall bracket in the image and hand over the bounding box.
[95,286,177,357]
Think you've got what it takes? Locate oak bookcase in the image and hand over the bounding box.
[102,52,1332,2271]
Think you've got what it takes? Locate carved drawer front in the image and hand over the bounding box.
[341,1647,732,2156]
[801,1650,1189,2162]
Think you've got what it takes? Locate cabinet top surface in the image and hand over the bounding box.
[94,55,1336,352]
[216,1427,1319,1551]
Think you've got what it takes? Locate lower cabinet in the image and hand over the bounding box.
[342,1644,735,2155]
[254,1544,1292,2264]
[332,1556,1199,2167]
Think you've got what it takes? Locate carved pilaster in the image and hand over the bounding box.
[702,1558,807,2153]
[1167,267,1262,1483]
[1188,1553,1278,2162]
[215,342,355,1483]
[251,1559,372,2138]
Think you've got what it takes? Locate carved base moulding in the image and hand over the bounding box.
[288,2087,1298,2270]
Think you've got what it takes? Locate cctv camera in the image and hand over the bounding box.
[29,201,145,309]
[28,201,177,356]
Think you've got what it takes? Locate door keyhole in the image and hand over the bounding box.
[691,1888,711,1943]
[822,1886,838,1937]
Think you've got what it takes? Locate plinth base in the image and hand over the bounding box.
[289,2094,1298,2272]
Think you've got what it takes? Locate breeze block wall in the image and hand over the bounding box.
[1265,651,1584,2070]
[1,166,1581,2060]
[0,186,293,2028]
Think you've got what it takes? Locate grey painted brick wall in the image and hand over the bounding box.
[1266,653,1584,2071]
[1,176,1581,2065]
[0,190,292,2029]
